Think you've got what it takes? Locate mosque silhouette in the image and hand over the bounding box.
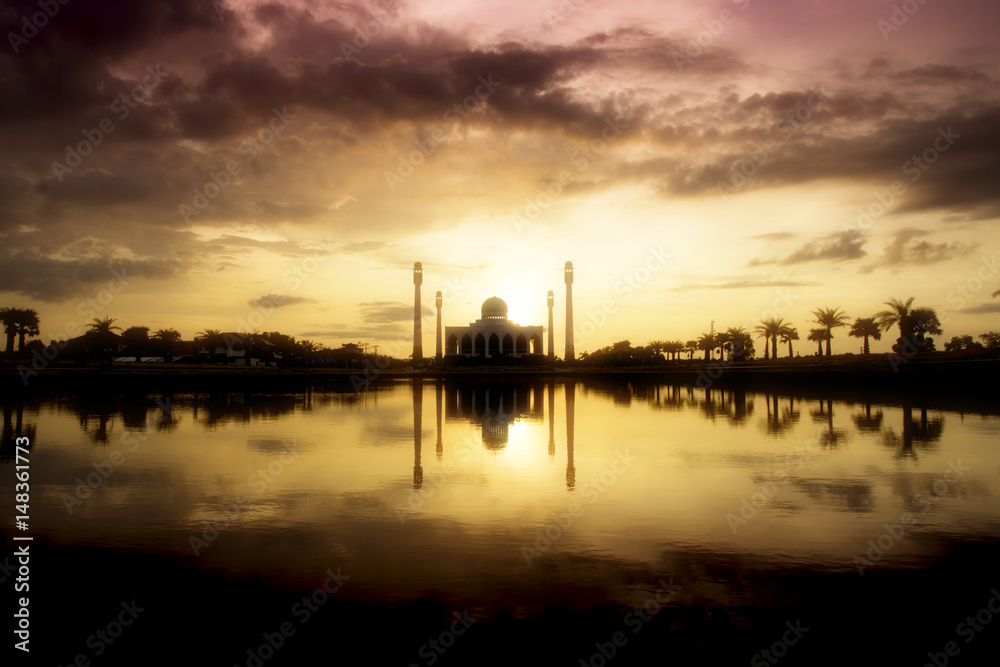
[412,261,575,366]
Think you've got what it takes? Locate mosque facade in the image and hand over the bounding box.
[413,261,573,366]
[444,296,543,360]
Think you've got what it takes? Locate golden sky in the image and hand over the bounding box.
[2,0,999,355]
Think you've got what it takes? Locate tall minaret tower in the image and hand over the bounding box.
[435,291,443,363]
[564,261,575,361]
[546,290,555,360]
[413,262,423,362]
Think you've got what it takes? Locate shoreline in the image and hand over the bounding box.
[2,356,997,403]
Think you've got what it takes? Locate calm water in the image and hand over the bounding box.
[4,379,1000,665]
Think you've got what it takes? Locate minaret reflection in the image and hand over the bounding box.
[548,381,555,458]
[413,378,423,489]
[435,380,443,460]
[566,381,575,490]
[424,380,576,489]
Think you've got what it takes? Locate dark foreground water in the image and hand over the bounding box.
[3,378,1000,665]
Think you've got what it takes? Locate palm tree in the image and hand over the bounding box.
[755,317,786,360]
[152,329,182,363]
[849,317,881,355]
[665,340,686,361]
[0,307,17,352]
[811,307,850,356]
[122,326,150,363]
[753,323,770,359]
[648,340,667,360]
[807,328,830,356]
[696,332,716,360]
[14,308,39,351]
[875,297,942,352]
[724,326,754,362]
[152,329,182,344]
[685,340,697,360]
[779,325,798,358]
[88,316,122,334]
[715,330,731,361]
[909,307,942,350]
[874,297,915,340]
[1,308,40,352]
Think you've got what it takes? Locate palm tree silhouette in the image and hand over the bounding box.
[849,317,881,355]
[874,297,915,344]
[875,297,942,352]
[715,330,731,361]
[696,332,716,360]
[665,340,685,361]
[152,329,182,363]
[195,329,224,351]
[152,329,181,343]
[13,308,39,351]
[648,340,666,360]
[0,308,40,352]
[811,307,849,356]
[724,326,753,361]
[779,325,798,358]
[88,316,122,334]
[0,307,17,352]
[807,328,830,356]
[754,317,786,360]
[685,340,697,360]
[908,307,943,350]
[122,326,150,362]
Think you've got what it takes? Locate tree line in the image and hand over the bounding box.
[3,290,998,364]
[605,295,1000,365]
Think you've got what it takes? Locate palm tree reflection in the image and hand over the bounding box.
[811,399,847,447]
[881,403,943,459]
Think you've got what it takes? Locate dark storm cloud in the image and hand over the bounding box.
[0,249,180,301]
[1,0,999,309]
[639,63,1000,217]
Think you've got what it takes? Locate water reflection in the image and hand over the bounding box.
[1,401,37,459]
[762,394,800,435]
[881,403,944,459]
[811,399,847,447]
[6,378,998,666]
[413,378,422,488]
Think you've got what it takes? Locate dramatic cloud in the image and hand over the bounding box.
[1,0,998,350]
[748,232,867,267]
[862,229,979,272]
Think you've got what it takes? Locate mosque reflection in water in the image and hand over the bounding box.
[412,379,576,490]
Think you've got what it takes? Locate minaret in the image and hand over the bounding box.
[564,261,575,361]
[412,262,423,362]
[546,290,555,361]
[435,291,443,363]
